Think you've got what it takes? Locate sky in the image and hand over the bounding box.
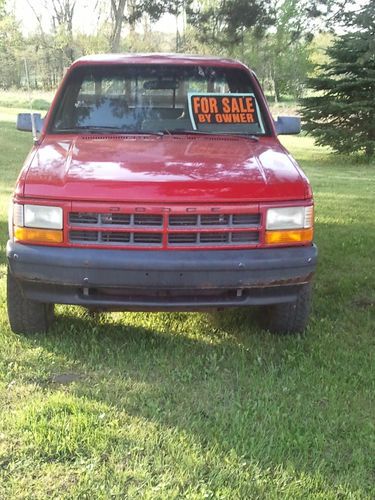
[12,0,180,35]
[11,0,366,37]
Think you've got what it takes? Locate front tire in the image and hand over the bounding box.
[7,268,55,334]
[260,283,312,335]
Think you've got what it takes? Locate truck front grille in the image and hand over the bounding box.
[69,230,162,246]
[68,207,261,249]
[69,212,162,227]
[169,213,260,227]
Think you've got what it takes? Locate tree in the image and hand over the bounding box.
[187,0,274,49]
[50,0,77,62]
[108,0,168,52]
[0,6,23,88]
[300,2,375,158]
[0,0,6,17]
[187,0,341,99]
[240,0,313,101]
[25,0,77,85]
[109,0,127,51]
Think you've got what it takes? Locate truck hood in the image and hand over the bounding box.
[23,134,307,203]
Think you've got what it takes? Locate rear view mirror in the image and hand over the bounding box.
[143,79,179,90]
[275,116,301,135]
[16,113,44,133]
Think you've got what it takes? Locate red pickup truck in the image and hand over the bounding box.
[7,54,317,335]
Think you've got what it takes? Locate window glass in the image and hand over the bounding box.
[51,64,267,135]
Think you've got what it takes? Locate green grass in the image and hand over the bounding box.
[0,90,53,111]
[0,106,374,498]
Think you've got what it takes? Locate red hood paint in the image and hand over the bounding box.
[22,134,308,203]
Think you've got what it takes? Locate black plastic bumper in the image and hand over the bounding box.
[7,241,317,311]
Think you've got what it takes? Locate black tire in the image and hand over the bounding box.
[260,283,312,335]
[7,267,55,334]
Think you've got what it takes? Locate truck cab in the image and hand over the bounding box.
[7,54,317,335]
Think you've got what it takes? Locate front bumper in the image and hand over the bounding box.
[7,241,317,311]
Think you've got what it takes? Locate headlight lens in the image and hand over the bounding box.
[13,203,24,227]
[24,205,63,229]
[14,204,63,230]
[266,206,313,230]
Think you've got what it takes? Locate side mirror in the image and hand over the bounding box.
[275,116,301,135]
[16,113,44,133]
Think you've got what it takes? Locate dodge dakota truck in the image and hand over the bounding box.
[7,54,317,335]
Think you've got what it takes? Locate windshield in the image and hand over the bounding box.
[50,64,268,136]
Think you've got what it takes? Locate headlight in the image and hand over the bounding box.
[12,203,63,244]
[266,206,313,230]
[18,204,63,229]
[265,205,314,245]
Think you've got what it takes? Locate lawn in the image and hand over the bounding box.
[0,105,374,499]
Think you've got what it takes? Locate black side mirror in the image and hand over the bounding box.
[16,113,44,133]
[275,116,301,135]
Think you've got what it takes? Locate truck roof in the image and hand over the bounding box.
[70,53,248,70]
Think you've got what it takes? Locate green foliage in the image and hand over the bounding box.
[0,15,23,88]
[0,0,5,18]
[300,3,375,158]
[19,33,68,89]
[308,32,335,70]
[0,95,50,110]
[75,31,111,55]
[188,0,274,47]
[108,0,180,52]
[240,0,313,101]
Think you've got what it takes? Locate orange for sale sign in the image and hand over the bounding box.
[188,93,260,129]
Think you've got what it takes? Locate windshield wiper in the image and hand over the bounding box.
[56,126,163,136]
[163,129,209,136]
[231,134,259,141]
[163,129,259,141]
[128,130,164,137]
[57,126,125,133]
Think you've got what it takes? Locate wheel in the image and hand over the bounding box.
[7,267,55,334]
[260,283,312,335]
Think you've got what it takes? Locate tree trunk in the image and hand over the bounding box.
[110,0,127,52]
[366,118,375,157]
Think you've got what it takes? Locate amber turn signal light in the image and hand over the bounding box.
[265,228,313,245]
[14,227,63,244]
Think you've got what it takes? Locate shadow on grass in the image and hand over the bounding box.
[18,307,323,468]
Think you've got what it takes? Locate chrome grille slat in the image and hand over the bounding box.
[168,213,260,228]
[231,231,259,243]
[200,232,229,243]
[134,214,163,226]
[101,232,130,243]
[168,231,259,246]
[69,230,162,246]
[69,212,99,225]
[169,214,198,226]
[134,233,162,244]
[70,230,98,242]
[100,213,131,225]
[69,212,162,227]
[232,214,260,225]
[200,214,230,226]
[168,233,198,244]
